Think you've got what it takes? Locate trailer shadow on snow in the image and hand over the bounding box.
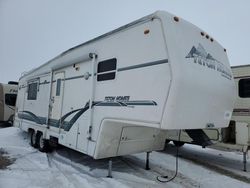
[0,122,12,129]
[48,145,199,187]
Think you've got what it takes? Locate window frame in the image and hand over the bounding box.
[238,78,250,98]
[5,93,17,106]
[27,79,39,100]
[56,78,62,96]
[97,58,117,82]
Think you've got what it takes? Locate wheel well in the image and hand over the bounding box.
[28,128,34,134]
[49,136,58,143]
[49,136,58,147]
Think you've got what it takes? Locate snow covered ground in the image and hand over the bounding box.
[0,126,249,188]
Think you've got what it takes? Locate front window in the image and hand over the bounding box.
[5,94,17,106]
[239,78,250,98]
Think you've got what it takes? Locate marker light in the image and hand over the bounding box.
[144,29,150,35]
[173,16,179,22]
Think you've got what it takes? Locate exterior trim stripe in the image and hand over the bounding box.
[117,59,168,72]
[234,75,250,79]
[19,59,169,89]
[18,99,157,131]
[64,75,85,81]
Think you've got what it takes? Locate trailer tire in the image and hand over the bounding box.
[173,141,185,147]
[37,133,49,152]
[30,131,38,148]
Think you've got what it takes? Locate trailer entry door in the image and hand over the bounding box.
[49,71,65,125]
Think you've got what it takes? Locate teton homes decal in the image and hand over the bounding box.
[186,43,232,80]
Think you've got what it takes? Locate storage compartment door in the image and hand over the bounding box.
[236,122,249,145]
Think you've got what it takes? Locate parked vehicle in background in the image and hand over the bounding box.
[14,11,235,162]
[166,65,250,171]
[0,81,18,126]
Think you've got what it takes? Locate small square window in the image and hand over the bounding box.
[239,78,250,98]
[97,58,117,73]
[5,94,17,106]
[97,72,116,81]
[97,58,117,82]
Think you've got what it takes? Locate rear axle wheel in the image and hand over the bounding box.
[30,131,38,148]
[37,133,49,152]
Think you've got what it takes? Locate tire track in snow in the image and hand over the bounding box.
[46,152,96,177]
[46,153,78,188]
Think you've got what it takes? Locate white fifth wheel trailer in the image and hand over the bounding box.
[14,11,235,162]
[0,82,18,126]
[166,65,250,171]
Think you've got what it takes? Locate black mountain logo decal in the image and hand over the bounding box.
[186,43,213,60]
[185,43,232,80]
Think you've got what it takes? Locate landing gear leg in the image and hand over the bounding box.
[146,152,151,170]
[243,151,247,172]
[107,159,113,178]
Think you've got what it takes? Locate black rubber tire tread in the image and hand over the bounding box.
[37,133,49,152]
[30,131,38,148]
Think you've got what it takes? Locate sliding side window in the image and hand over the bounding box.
[27,82,38,100]
[97,58,117,81]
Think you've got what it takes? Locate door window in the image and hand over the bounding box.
[56,79,62,96]
[27,82,38,100]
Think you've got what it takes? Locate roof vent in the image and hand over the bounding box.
[8,81,18,85]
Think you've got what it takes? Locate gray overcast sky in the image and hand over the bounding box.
[0,0,249,83]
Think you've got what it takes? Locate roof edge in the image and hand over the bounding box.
[231,64,250,69]
[21,11,163,79]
